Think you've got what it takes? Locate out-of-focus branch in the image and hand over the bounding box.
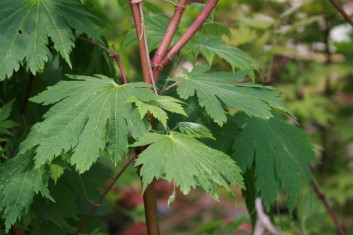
[74,154,136,234]
[311,180,346,235]
[329,0,353,27]
[254,198,289,235]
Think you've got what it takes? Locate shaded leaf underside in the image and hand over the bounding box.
[233,114,318,210]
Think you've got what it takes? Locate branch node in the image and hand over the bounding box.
[130,0,142,4]
[152,64,163,71]
[165,0,186,9]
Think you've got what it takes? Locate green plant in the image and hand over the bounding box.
[0,0,338,234]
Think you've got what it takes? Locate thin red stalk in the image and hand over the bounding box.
[75,154,136,235]
[77,36,110,53]
[151,0,188,81]
[77,36,128,84]
[159,82,180,95]
[311,180,345,235]
[129,1,161,235]
[159,0,218,70]
[109,52,128,84]
[329,0,353,27]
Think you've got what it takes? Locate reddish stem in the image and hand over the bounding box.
[329,0,353,27]
[74,154,136,234]
[129,1,161,234]
[109,52,128,84]
[129,0,155,87]
[311,180,345,235]
[143,182,160,235]
[157,0,218,75]
[151,0,188,81]
[159,82,180,95]
[77,36,128,84]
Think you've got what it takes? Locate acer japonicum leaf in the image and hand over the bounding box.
[0,100,17,136]
[169,65,293,126]
[19,75,186,173]
[232,113,318,211]
[0,0,101,80]
[182,36,259,73]
[127,96,187,128]
[132,132,244,200]
[0,151,52,232]
[178,122,215,139]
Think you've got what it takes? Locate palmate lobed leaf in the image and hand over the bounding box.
[132,132,244,200]
[178,122,215,139]
[0,0,100,80]
[0,151,52,232]
[182,36,258,73]
[19,75,186,173]
[169,65,292,126]
[0,100,17,136]
[232,113,318,211]
[127,95,187,128]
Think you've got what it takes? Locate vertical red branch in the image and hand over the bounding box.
[151,0,188,81]
[129,1,160,234]
[129,0,154,86]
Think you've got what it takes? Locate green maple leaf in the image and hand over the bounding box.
[169,65,292,126]
[178,122,215,139]
[127,95,187,128]
[132,132,244,199]
[0,101,17,136]
[232,113,318,211]
[201,20,232,37]
[0,101,17,157]
[0,151,52,232]
[182,36,258,72]
[0,0,100,80]
[19,75,186,173]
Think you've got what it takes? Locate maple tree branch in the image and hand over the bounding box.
[151,0,188,81]
[109,51,128,84]
[77,36,110,53]
[74,154,136,235]
[311,180,346,235]
[328,0,353,27]
[129,0,157,93]
[160,0,218,68]
[254,198,288,235]
[142,182,160,235]
[129,1,161,235]
[76,36,128,84]
[159,82,180,95]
